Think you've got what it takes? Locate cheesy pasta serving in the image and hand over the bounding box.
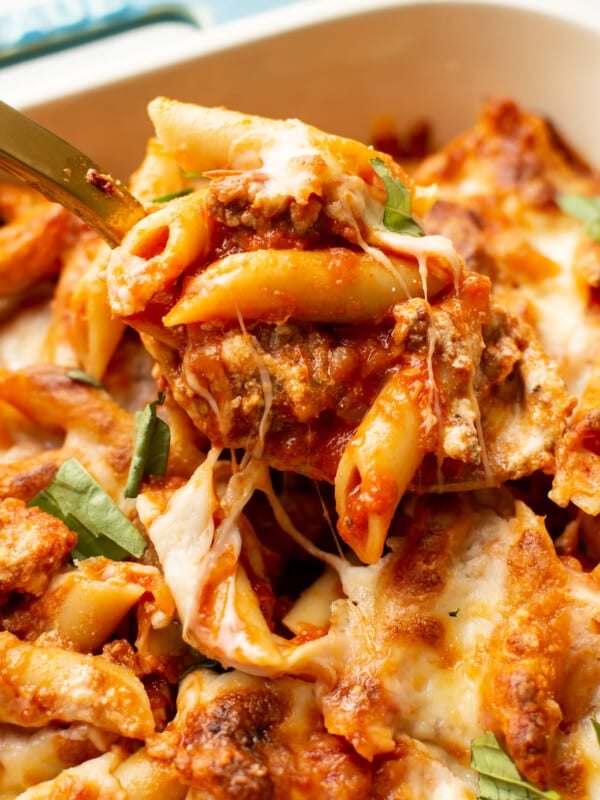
[0,96,600,799]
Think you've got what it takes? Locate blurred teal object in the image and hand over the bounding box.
[0,0,299,65]
[210,0,300,23]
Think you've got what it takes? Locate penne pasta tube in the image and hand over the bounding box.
[41,235,126,380]
[148,98,434,217]
[149,97,392,180]
[38,559,175,654]
[0,185,75,298]
[107,189,211,318]
[0,632,155,739]
[164,247,451,326]
[14,750,126,800]
[0,364,135,504]
[67,250,126,380]
[46,572,146,652]
[149,99,278,173]
[0,723,116,795]
[334,369,425,564]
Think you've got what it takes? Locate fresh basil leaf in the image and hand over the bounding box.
[66,369,104,389]
[471,733,561,800]
[28,458,146,559]
[556,194,600,243]
[125,394,171,498]
[69,521,129,562]
[153,187,194,203]
[178,658,223,682]
[592,718,600,746]
[585,217,600,243]
[556,193,600,223]
[370,157,424,237]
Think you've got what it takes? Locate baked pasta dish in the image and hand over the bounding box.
[1,95,600,799]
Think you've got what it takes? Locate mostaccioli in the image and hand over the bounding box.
[107,99,571,565]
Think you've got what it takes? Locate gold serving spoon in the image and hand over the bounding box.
[0,99,145,246]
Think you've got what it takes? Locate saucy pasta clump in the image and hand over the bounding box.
[0,97,600,799]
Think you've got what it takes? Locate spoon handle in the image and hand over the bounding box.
[0,99,145,246]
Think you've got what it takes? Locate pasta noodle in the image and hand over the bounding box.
[0,631,155,736]
[1,95,600,798]
[164,247,452,326]
[0,184,79,298]
[334,367,425,563]
[0,723,116,795]
[107,188,211,317]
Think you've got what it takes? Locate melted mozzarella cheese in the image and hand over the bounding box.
[251,121,323,200]
[521,223,598,395]
[386,509,511,748]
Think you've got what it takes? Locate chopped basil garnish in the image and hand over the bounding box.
[124,393,171,498]
[592,718,600,745]
[28,458,147,560]
[66,368,104,389]
[178,658,223,682]
[448,608,459,617]
[153,187,194,203]
[370,157,424,237]
[471,732,561,799]
[556,193,600,243]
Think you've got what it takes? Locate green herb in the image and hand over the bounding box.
[471,732,561,799]
[153,187,194,203]
[66,368,104,389]
[370,157,424,237]
[592,718,600,745]
[448,608,459,617]
[125,393,171,498]
[179,658,223,683]
[556,193,600,243]
[28,458,147,560]
[587,218,600,242]
[182,170,204,179]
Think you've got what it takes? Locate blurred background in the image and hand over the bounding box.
[0,0,322,108]
[0,0,311,66]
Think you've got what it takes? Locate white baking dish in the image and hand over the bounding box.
[1,4,600,796]
[3,0,600,182]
